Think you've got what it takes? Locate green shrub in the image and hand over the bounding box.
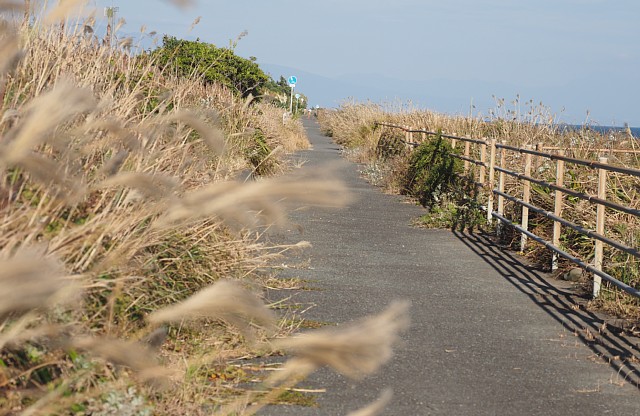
[151,36,270,98]
[404,132,461,207]
[404,133,485,231]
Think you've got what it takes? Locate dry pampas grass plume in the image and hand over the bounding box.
[0,248,77,319]
[153,176,350,229]
[0,79,95,165]
[167,0,195,8]
[70,336,173,387]
[273,300,410,380]
[0,30,22,75]
[347,389,394,416]
[189,16,201,32]
[96,172,180,199]
[238,302,409,416]
[44,0,88,24]
[118,37,133,49]
[0,1,22,12]
[165,110,226,155]
[147,279,277,339]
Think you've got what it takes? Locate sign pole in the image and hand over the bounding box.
[287,75,297,114]
[289,85,294,113]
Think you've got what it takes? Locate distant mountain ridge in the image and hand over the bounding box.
[260,63,639,127]
[261,63,471,112]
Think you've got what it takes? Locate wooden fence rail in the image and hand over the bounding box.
[376,122,640,298]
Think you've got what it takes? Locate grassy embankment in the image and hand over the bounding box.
[0,4,407,415]
[318,101,640,319]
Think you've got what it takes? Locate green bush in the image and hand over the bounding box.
[404,132,461,207]
[404,133,485,231]
[151,36,270,98]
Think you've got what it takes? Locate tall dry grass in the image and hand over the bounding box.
[319,99,640,162]
[0,3,407,415]
[319,101,640,317]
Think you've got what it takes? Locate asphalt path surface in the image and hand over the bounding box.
[260,118,640,415]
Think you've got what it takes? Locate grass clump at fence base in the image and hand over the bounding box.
[404,134,485,231]
[405,133,460,206]
[245,128,280,177]
[318,101,640,318]
[0,5,409,416]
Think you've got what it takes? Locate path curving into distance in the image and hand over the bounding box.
[260,118,640,416]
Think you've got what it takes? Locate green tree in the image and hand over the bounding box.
[152,36,270,98]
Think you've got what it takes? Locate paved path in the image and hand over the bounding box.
[261,119,640,415]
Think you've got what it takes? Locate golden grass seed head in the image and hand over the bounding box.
[70,336,174,388]
[1,79,95,165]
[273,301,410,379]
[147,279,277,339]
[43,0,88,24]
[118,37,133,50]
[0,248,78,318]
[346,389,393,416]
[114,17,126,33]
[167,0,196,8]
[165,110,226,155]
[97,172,180,200]
[97,149,129,177]
[0,1,22,13]
[153,176,350,229]
[0,31,23,75]
[189,16,201,32]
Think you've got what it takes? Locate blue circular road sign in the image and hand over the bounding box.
[288,75,297,85]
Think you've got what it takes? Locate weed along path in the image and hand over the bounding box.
[260,119,640,416]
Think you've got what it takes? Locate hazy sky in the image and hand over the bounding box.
[90,0,639,126]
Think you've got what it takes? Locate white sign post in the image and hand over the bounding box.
[288,76,297,113]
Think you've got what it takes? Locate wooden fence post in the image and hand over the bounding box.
[464,140,471,174]
[497,141,507,236]
[594,157,608,298]
[552,150,565,271]
[479,138,487,185]
[521,146,533,252]
[498,141,507,214]
[487,139,497,224]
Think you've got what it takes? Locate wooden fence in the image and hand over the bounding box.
[377,123,640,299]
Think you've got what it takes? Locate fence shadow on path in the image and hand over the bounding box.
[452,230,640,390]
